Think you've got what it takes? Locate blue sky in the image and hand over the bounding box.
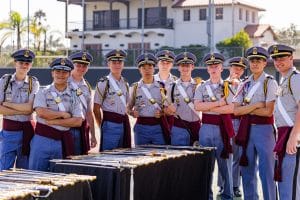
[0,0,299,37]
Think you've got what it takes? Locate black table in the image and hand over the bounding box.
[50,145,214,200]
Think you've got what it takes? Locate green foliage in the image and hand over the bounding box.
[275,23,300,46]
[216,30,252,58]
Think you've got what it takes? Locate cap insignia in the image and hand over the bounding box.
[24,50,30,57]
[253,47,258,55]
[273,45,278,54]
[61,58,66,66]
[82,53,87,60]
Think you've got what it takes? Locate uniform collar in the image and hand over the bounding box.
[283,66,297,78]
[108,73,124,83]
[177,78,194,85]
[11,73,30,83]
[207,79,224,86]
[154,73,174,82]
[50,83,72,96]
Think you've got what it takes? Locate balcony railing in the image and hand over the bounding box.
[69,17,174,32]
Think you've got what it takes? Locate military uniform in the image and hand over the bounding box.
[268,44,300,200]
[94,49,131,151]
[128,53,170,145]
[233,47,277,200]
[154,50,177,90]
[0,49,39,170]
[194,53,234,200]
[218,57,248,196]
[167,52,201,146]
[68,51,93,155]
[29,58,83,171]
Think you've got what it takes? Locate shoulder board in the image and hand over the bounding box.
[159,81,165,88]
[266,75,274,79]
[99,76,108,82]
[131,82,138,87]
[123,77,129,83]
[30,75,38,81]
[1,74,12,80]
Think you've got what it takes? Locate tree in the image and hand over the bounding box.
[216,30,252,58]
[275,23,300,46]
[0,11,27,49]
[31,10,47,51]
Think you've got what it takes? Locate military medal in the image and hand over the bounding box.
[149,98,156,104]
[244,97,250,103]
[276,87,283,96]
[55,97,62,103]
[211,96,217,102]
[184,97,191,103]
[76,88,83,96]
[117,90,123,96]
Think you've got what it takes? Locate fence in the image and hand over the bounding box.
[0,47,245,67]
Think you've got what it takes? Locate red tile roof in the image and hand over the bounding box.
[244,24,276,38]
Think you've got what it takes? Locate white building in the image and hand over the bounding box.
[60,0,273,51]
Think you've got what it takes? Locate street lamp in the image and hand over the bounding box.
[81,0,85,50]
[27,0,30,48]
[141,0,145,53]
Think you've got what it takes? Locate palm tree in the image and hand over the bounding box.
[31,10,47,51]
[0,11,27,49]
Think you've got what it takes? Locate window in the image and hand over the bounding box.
[199,8,207,20]
[246,10,249,22]
[252,11,255,23]
[138,7,167,27]
[93,10,119,29]
[183,9,190,21]
[239,8,242,20]
[215,7,223,20]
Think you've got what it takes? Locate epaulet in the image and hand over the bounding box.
[99,76,108,82]
[159,81,165,88]
[172,75,178,81]
[1,74,12,80]
[84,78,92,93]
[242,76,249,81]
[123,77,129,83]
[193,77,203,85]
[30,75,38,81]
[131,82,138,87]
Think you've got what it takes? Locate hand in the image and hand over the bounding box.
[45,120,53,125]
[164,104,176,115]
[218,98,227,107]
[90,135,97,148]
[132,110,139,118]
[154,110,161,118]
[286,133,300,154]
[61,112,71,119]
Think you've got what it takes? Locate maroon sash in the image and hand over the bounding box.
[2,119,35,156]
[167,116,174,130]
[101,111,131,150]
[235,115,274,166]
[78,120,90,155]
[273,126,293,182]
[202,114,235,159]
[136,116,171,144]
[35,122,74,158]
[173,118,201,145]
[231,114,241,120]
